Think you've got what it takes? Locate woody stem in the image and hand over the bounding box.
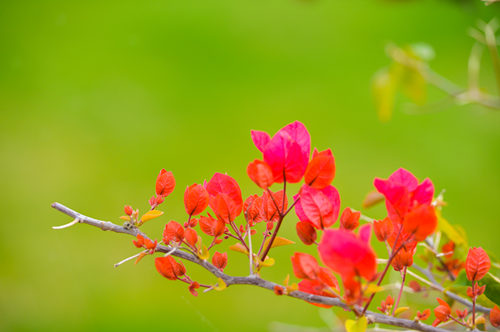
[472,282,477,327]
[259,176,287,261]
[392,266,407,316]
[229,221,250,253]
[449,316,468,328]
[361,227,405,315]
[51,202,479,332]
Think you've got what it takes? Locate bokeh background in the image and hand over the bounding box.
[1,0,500,331]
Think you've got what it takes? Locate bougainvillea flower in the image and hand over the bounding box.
[318,229,377,280]
[163,221,185,244]
[465,247,491,282]
[184,184,209,216]
[432,298,451,326]
[247,160,274,189]
[374,168,434,222]
[294,184,340,229]
[373,217,394,242]
[296,221,317,245]
[212,252,228,271]
[155,256,186,280]
[291,252,320,280]
[205,173,243,223]
[490,305,500,328]
[199,215,225,237]
[339,207,360,231]
[401,204,437,241]
[304,149,335,189]
[133,234,157,251]
[156,169,176,197]
[251,121,311,183]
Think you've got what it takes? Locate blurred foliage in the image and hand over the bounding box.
[1,0,500,331]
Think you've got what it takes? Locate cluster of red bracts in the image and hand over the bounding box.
[373,168,438,271]
[121,121,500,331]
[431,247,492,328]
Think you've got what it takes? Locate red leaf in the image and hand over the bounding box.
[184,228,198,247]
[295,184,340,229]
[156,169,175,197]
[184,184,209,216]
[373,217,394,242]
[155,256,185,280]
[465,247,491,282]
[212,252,228,271]
[199,215,225,237]
[247,160,274,189]
[205,173,243,220]
[304,149,335,189]
[189,281,200,296]
[296,221,317,245]
[163,221,184,244]
[402,204,437,241]
[490,305,500,328]
[340,207,360,231]
[318,229,376,281]
[291,252,320,280]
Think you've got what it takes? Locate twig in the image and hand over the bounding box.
[51,202,450,332]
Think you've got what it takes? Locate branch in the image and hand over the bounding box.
[51,202,451,332]
[410,265,491,315]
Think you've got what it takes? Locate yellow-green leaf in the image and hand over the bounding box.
[286,283,298,293]
[229,243,249,255]
[372,68,397,122]
[263,236,295,249]
[140,210,164,224]
[365,283,384,296]
[345,316,367,332]
[260,257,275,267]
[437,211,467,247]
[198,244,210,260]
[394,307,410,317]
[214,278,226,291]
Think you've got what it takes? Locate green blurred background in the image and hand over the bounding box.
[1,0,499,331]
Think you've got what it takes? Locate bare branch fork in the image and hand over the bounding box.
[52,202,474,332]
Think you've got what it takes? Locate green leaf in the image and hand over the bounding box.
[479,273,500,306]
[372,68,397,122]
[345,316,367,332]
